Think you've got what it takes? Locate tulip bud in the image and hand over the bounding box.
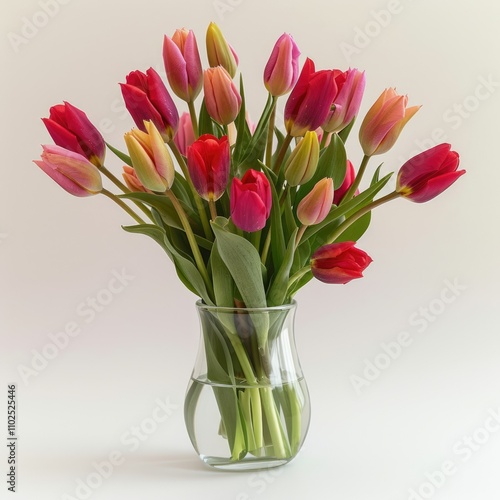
[359,88,420,156]
[333,160,358,206]
[264,33,300,97]
[174,112,195,156]
[311,241,372,284]
[124,121,175,193]
[120,68,179,142]
[187,134,230,201]
[206,22,239,78]
[163,28,203,102]
[284,131,319,186]
[42,102,105,167]
[396,143,465,203]
[297,178,334,226]
[322,69,366,134]
[284,58,338,137]
[122,165,149,193]
[230,169,272,232]
[203,66,242,125]
[34,144,102,197]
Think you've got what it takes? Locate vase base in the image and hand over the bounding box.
[200,455,291,471]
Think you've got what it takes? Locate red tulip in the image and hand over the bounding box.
[163,28,203,102]
[174,112,195,156]
[359,88,420,156]
[203,66,242,125]
[42,102,105,167]
[396,143,465,203]
[230,169,272,232]
[34,144,102,197]
[120,68,179,141]
[284,58,338,137]
[311,241,372,284]
[333,160,358,205]
[187,134,230,201]
[322,69,366,133]
[264,33,300,97]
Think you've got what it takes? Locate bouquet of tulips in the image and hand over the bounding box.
[34,23,465,463]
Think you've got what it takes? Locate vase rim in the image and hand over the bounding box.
[196,299,297,313]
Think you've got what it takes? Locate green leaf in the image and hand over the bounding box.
[210,241,234,308]
[122,223,213,304]
[334,212,372,242]
[267,230,297,306]
[260,163,285,270]
[235,94,275,172]
[120,192,201,234]
[211,218,267,309]
[106,142,132,166]
[198,99,215,136]
[232,75,252,167]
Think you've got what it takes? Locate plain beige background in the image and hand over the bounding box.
[1,0,499,499]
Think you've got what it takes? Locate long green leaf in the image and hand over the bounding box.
[106,142,132,166]
[267,230,297,306]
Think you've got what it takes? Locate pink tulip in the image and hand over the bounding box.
[174,112,195,156]
[311,241,372,284]
[34,144,102,197]
[359,88,420,156]
[333,160,358,205]
[297,178,334,226]
[264,33,300,97]
[322,69,366,133]
[396,143,465,203]
[203,66,242,125]
[120,68,179,141]
[163,28,203,102]
[42,102,105,166]
[230,169,272,232]
[187,134,230,201]
[284,58,338,137]
[122,165,149,193]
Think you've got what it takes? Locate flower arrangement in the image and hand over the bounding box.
[34,23,465,467]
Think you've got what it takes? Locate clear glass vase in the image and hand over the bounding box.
[184,300,310,471]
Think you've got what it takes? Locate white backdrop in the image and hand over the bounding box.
[1,0,499,499]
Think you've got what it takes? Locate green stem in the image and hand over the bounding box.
[295,225,307,248]
[187,100,199,139]
[208,199,217,221]
[165,189,213,298]
[327,191,401,244]
[341,154,371,204]
[265,96,278,168]
[250,230,261,253]
[168,141,212,240]
[272,133,293,175]
[101,189,147,225]
[261,230,272,265]
[100,166,154,222]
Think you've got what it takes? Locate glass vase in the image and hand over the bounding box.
[184,300,310,471]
